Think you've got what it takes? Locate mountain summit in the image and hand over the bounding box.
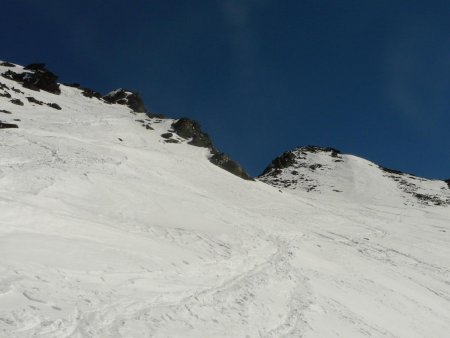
[259,146,450,207]
[1,60,449,337]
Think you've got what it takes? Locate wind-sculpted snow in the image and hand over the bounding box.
[1,61,450,337]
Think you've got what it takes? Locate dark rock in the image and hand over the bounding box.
[126,93,147,113]
[81,88,102,99]
[0,109,12,114]
[379,166,404,175]
[64,83,102,99]
[145,125,154,130]
[413,192,445,206]
[13,119,20,121]
[118,138,123,141]
[0,61,15,67]
[63,83,81,88]
[0,82,9,90]
[209,153,253,181]
[23,66,60,94]
[10,99,23,106]
[303,145,341,155]
[171,118,251,180]
[261,151,296,176]
[309,164,322,170]
[171,118,214,149]
[161,132,173,139]
[165,139,180,144]
[1,70,22,82]
[2,64,60,94]
[26,96,43,105]
[0,92,11,98]
[103,89,148,113]
[0,121,18,129]
[23,63,47,71]
[445,179,450,189]
[47,103,62,110]
[11,87,23,94]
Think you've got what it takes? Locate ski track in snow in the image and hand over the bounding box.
[0,62,450,337]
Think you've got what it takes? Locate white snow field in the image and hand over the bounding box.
[0,61,449,337]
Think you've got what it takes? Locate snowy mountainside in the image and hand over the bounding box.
[259,146,450,207]
[1,60,450,337]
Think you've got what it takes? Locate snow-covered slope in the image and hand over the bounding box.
[259,146,450,207]
[1,61,450,337]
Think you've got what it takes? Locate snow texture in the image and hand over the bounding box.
[1,61,449,337]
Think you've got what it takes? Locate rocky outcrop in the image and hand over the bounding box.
[64,83,102,99]
[172,118,214,148]
[26,96,44,105]
[2,63,60,94]
[379,166,405,175]
[171,118,252,180]
[47,103,62,110]
[209,153,253,181]
[0,121,18,129]
[22,63,61,94]
[261,146,343,177]
[10,99,24,106]
[445,179,450,189]
[81,88,102,99]
[161,132,173,139]
[302,145,341,157]
[261,151,297,176]
[103,89,148,113]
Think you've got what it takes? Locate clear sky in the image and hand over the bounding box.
[2,0,449,179]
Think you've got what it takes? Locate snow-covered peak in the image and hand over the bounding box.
[259,146,450,207]
[1,60,449,337]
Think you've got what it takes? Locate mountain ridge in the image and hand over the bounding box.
[2,60,446,187]
[0,60,252,181]
[1,59,450,337]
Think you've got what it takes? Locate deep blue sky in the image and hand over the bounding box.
[2,1,449,179]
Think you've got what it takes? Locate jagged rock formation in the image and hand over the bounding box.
[103,89,148,114]
[1,63,61,94]
[171,118,253,180]
[261,151,296,176]
[171,118,214,149]
[210,152,253,181]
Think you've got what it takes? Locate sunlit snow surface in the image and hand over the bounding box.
[1,62,449,337]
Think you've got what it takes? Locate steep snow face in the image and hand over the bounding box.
[1,61,450,338]
[259,146,450,207]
